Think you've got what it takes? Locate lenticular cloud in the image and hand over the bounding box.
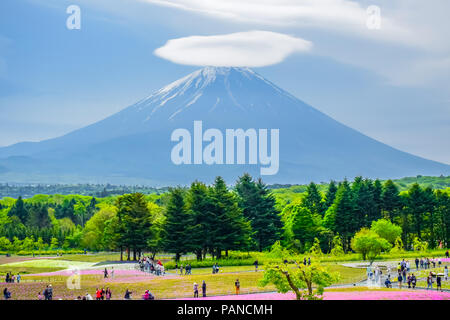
[154,31,312,67]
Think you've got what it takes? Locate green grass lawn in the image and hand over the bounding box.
[0,259,94,276]
[1,259,93,269]
[55,253,122,263]
[0,266,62,276]
[415,279,450,290]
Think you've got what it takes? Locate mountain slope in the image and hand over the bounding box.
[0,67,448,185]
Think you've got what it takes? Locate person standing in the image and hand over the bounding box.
[3,288,11,300]
[398,273,403,289]
[426,273,433,290]
[47,284,53,300]
[235,279,240,295]
[193,283,199,298]
[444,266,448,281]
[96,288,102,300]
[105,288,112,300]
[111,267,114,279]
[436,275,442,292]
[253,260,259,272]
[202,281,207,298]
[375,266,380,284]
[104,268,108,279]
[415,258,419,270]
[16,273,21,283]
[43,286,48,300]
[411,274,417,289]
[43,285,52,300]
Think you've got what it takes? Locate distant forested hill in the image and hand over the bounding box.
[0,175,448,200]
[0,183,168,199]
[269,175,450,207]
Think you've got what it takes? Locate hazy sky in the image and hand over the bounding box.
[0,0,449,164]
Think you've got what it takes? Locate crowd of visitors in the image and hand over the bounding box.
[383,254,449,291]
[138,257,165,276]
[4,272,20,283]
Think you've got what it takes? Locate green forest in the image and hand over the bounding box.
[0,175,449,260]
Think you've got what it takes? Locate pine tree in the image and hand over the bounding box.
[303,182,325,216]
[435,190,450,247]
[27,203,50,229]
[352,177,369,229]
[372,179,383,220]
[210,176,251,258]
[115,193,152,260]
[186,181,215,260]
[324,180,338,209]
[422,187,437,248]
[366,179,382,222]
[8,196,28,224]
[236,174,282,252]
[323,180,356,251]
[405,183,425,240]
[381,180,402,221]
[162,188,191,261]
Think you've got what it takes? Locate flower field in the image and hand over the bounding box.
[1,252,449,300]
[176,289,450,300]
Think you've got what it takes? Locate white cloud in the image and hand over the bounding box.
[143,0,419,47]
[154,31,312,67]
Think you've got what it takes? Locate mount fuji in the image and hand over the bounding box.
[0,67,448,185]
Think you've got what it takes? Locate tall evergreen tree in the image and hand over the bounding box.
[405,183,425,240]
[422,187,437,248]
[381,180,402,221]
[323,180,356,251]
[235,174,282,251]
[210,176,251,257]
[303,182,325,216]
[115,193,152,260]
[27,203,51,229]
[186,181,215,260]
[324,180,338,209]
[372,179,383,221]
[8,196,28,224]
[162,188,191,261]
[352,177,370,229]
[435,190,450,247]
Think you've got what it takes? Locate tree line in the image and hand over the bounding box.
[284,177,449,253]
[0,174,448,258]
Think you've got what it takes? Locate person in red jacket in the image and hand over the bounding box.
[96,288,102,300]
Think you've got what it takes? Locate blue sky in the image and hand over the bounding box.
[0,0,449,164]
